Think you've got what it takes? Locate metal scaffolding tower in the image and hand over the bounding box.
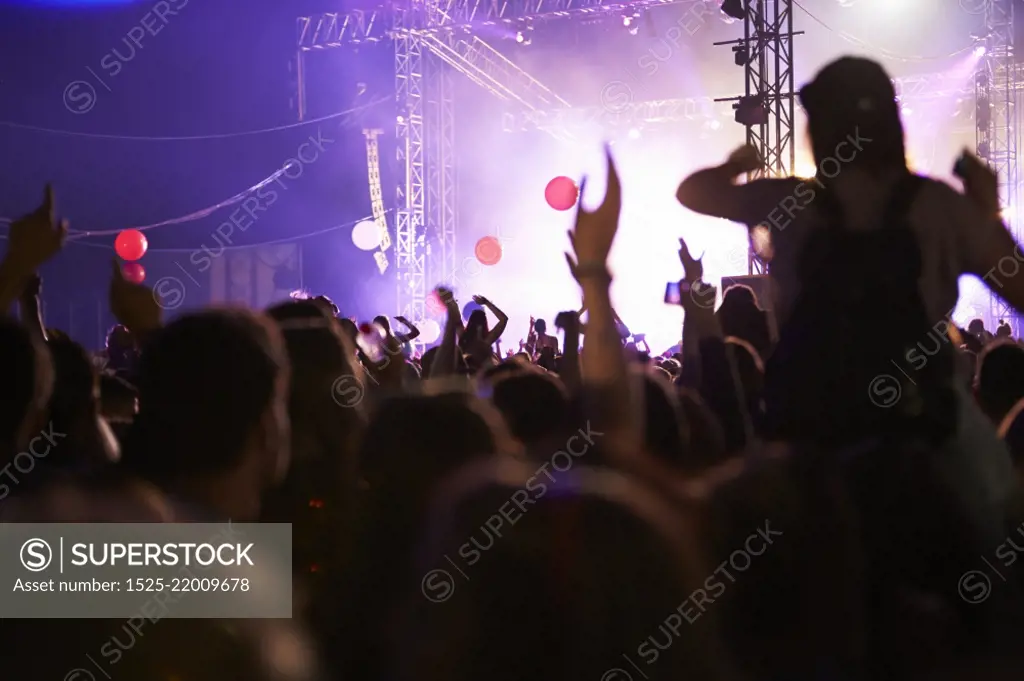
[297,0,619,344]
[713,0,800,274]
[981,0,1021,333]
[393,5,431,339]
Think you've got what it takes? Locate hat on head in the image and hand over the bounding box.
[799,56,898,119]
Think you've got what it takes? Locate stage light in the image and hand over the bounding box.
[516,31,525,43]
[515,24,533,45]
[627,127,641,139]
[975,45,987,57]
[623,12,640,34]
[721,0,745,21]
[733,45,749,66]
[795,160,817,178]
[734,96,768,126]
[901,106,913,117]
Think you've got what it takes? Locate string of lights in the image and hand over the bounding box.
[61,212,384,253]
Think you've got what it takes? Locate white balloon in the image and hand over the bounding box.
[352,220,381,251]
[419,319,441,344]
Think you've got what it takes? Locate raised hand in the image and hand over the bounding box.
[21,274,42,300]
[565,145,621,281]
[677,237,704,284]
[109,259,162,333]
[437,286,459,315]
[554,310,579,329]
[472,294,489,306]
[957,149,1000,218]
[727,144,762,174]
[6,185,68,276]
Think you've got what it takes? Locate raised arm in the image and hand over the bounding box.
[958,150,1024,316]
[393,315,420,344]
[430,288,461,377]
[676,238,753,449]
[475,295,508,346]
[567,147,642,459]
[109,259,162,346]
[18,275,46,342]
[1,185,67,312]
[554,311,581,395]
[676,145,796,226]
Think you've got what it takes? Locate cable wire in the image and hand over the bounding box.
[793,0,976,63]
[63,212,386,252]
[0,96,390,141]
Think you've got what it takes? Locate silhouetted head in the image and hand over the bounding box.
[800,57,905,175]
[464,309,488,339]
[125,308,290,519]
[977,340,1024,424]
[338,318,359,345]
[534,318,547,334]
[491,369,570,450]
[373,315,392,334]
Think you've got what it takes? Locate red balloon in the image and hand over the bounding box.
[426,290,446,316]
[545,176,579,211]
[475,236,502,266]
[115,229,148,261]
[122,262,146,284]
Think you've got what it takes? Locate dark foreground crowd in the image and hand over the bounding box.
[4,56,1024,681]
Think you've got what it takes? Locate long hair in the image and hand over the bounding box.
[460,309,488,351]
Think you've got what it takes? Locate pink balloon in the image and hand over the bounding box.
[475,236,502,266]
[122,262,146,284]
[115,229,148,261]
[545,176,579,211]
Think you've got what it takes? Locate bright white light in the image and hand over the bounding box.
[795,160,817,178]
[627,128,641,139]
[623,15,632,26]
[352,220,381,251]
[419,319,441,344]
[708,119,722,130]
[902,106,913,117]
[516,31,524,43]
[975,45,987,57]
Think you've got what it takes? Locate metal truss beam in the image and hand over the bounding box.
[298,0,700,47]
[982,0,1022,334]
[425,40,458,317]
[507,72,981,135]
[730,0,797,274]
[395,12,427,344]
[422,34,570,111]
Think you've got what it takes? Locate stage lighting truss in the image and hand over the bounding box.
[297,0,707,47]
[364,129,391,275]
[980,0,1023,334]
[508,71,982,138]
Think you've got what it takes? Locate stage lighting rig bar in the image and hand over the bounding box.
[509,96,718,133]
[423,34,572,111]
[298,0,700,47]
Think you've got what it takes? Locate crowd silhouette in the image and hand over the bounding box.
[4,55,1024,680]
